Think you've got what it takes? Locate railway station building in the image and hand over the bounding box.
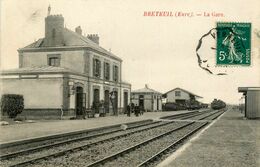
[238,87,260,119]
[131,85,162,112]
[0,8,131,119]
[163,87,202,105]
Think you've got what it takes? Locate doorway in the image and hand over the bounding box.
[93,88,100,113]
[104,90,110,113]
[157,97,159,110]
[139,95,144,110]
[75,86,86,116]
[124,92,128,114]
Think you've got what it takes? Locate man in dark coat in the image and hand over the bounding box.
[127,104,131,117]
[134,104,139,117]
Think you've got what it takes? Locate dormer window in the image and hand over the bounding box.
[48,54,61,67]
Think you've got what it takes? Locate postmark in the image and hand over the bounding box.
[216,22,251,65]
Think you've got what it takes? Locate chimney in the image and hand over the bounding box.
[87,34,99,45]
[44,14,64,46]
[75,26,82,35]
[145,84,149,89]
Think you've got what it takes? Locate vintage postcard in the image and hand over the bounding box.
[0,0,259,167]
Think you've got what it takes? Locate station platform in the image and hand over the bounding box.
[158,109,260,167]
[0,110,193,144]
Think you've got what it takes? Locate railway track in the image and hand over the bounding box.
[1,110,225,167]
[161,110,213,120]
[1,121,187,167]
[136,123,206,167]
[0,120,155,154]
[160,111,200,120]
[136,110,225,167]
[189,110,224,120]
[87,122,208,167]
[162,109,224,121]
[1,119,164,156]
[90,110,225,167]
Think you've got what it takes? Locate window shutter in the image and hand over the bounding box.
[104,62,110,80]
[93,59,96,77]
[113,65,115,81]
[115,66,118,82]
[107,63,110,80]
[57,58,60,66]
[97,60,101,77]
[103,62,106,79]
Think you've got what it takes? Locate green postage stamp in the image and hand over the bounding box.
[216,22,251,65]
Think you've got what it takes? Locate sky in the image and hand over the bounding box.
[1,0,260,104]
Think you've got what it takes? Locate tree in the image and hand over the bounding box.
[1,94,24,118]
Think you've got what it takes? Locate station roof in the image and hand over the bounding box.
[132,85,162,94]
[238,87,260,92]
[0,66,131,87]
[19,28,122,62]
[0,66,75,74]
[164,87,203,98]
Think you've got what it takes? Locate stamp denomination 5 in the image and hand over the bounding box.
[216,22,251,66]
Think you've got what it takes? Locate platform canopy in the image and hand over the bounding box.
[163,87,203,98]
[238,87,260,92]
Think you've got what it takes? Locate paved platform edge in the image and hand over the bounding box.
[157,110,227,167]
[0,119,153,148]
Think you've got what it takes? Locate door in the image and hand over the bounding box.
[124,92,128,113]
[75,86,85,116]
[114,91,118,115]
[139,95,144,110]
[93,89,100,113]
[104,90,110,113]
[157,97,159,110]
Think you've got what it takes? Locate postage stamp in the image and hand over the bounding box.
[216,22,251,65]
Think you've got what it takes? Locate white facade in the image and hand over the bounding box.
[166,89,190,103]
[131,85,162,111]
[164,88,202,103]
[0,75,63,109]
[0,12,131,119]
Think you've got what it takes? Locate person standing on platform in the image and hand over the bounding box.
[127,104,131,117]
[134,104,139,117]
[131,103,135,114]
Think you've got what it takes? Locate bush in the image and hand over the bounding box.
[1,94,24,118]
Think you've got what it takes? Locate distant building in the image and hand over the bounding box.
[131,85,162,111]
[163,87,202,104]
[238,87,260,119]
[0,7,131,119]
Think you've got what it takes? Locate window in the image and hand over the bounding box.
[175,91,181,97]
[93,58,101,78]
[113,65,119,82]
[48,54,60,67]
[104,62,110,80]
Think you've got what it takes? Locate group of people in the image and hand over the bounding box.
[126,103,144,117]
